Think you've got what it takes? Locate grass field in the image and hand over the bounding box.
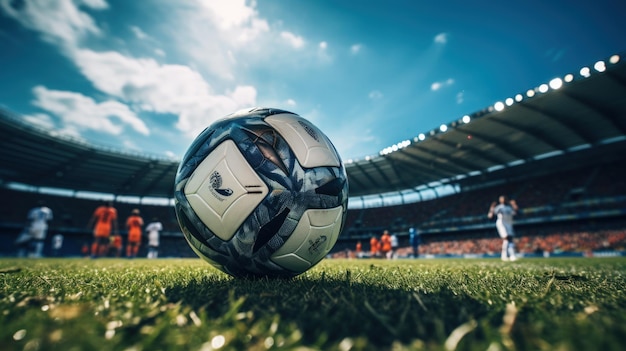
[1,257,625,351]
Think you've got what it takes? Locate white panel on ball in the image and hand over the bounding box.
[270,206,343,271]
[184,140,268,241]
[265,114,340,168]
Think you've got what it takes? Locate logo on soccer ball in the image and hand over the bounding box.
[308,235,327,255]
[209,171,233,198]
[298,121,320,142]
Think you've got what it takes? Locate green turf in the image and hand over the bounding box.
[1,257,625,350]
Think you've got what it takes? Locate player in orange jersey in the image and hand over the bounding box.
[380,230,392,259]
[125,209,144,258]
[87,201,119,258]
[370,235,380,258]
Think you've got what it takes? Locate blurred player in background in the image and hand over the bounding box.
[52,233,64,257]
[488,195,519,261]
[409,227,420,258]
[88,201,118,258]
[27,200,53,257]
[126,209,144,258]
[146,217,163,259]
[390,232,399,259]
[381,230,392,259]
[370,235,380,258]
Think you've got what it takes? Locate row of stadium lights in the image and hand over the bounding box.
[358,54,621,162]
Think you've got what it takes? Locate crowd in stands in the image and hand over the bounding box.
[1,161,625,259]
[345,162,626,236]
[408,229,626,257]
[333,227,626,259]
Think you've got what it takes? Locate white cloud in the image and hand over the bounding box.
[2,0,318,143]
[285,99,296,106]
[23,113,55,129]
[196,0,257,30]
[434,32,447,44]
[0,0,107,47]
[42,88,148,136]
[70,48,257,138]
[368,90,383,100]
[456,91,464,104]
[280,31,305,49]
[350,44,362,54]
[80,0,108,10]
[431,78,455,91]
[165,0,272,80]
[130,25,148,40]
[31,85,150,136]
[319,41,327,50]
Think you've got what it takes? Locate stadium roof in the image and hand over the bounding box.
[1,54,625,199]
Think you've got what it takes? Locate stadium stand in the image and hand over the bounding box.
[1,54,625,259]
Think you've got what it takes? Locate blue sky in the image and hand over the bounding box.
[1,0,625,162]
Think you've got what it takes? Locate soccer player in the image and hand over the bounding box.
[355,240,363,258]
[390,232,399,259]
[126,209,144,258]
[145,217,163,259]
[51,233,64,257]
[488,195,519,261]
[370,235,380,258]
[26,200,53,258]
[88,201,119,258]
[409,227,421,258]
[380,230,392,259]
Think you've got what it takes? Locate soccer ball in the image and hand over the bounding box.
[174,107,349,278]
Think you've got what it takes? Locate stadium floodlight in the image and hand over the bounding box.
[594,60,606,72]
[505,98,514,106]
[609,54,620,64]
[418,133,426,141]
[439,124,448,132]
[564,74,574,83]
[462,115,471,123]
[514,94,523,102]
[580,67,591,78]
[538,84,549,93]
[526,89,535,98]
[549,78,563,90]
[494,101,505,111]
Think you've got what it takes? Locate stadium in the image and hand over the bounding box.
[2,47,626,350]
[1,54,625,260]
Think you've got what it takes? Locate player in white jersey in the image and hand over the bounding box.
[488,195,519,261]
[27,201,53,258]
[146,217,163,259]
[390,233,399,259]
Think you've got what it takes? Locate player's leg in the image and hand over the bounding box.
[507,235,516,261]
[91,239,99,257]
[501,239,508,261]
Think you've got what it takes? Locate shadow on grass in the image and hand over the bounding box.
[164,273,493,347]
